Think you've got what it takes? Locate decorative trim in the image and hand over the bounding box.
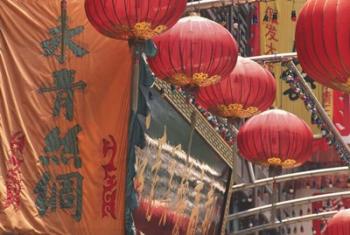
[154,80,234,168]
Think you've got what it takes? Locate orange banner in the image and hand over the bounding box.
[0,1,131,234]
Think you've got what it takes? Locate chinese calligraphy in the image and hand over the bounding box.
[39,125,82,168]
[3,132,25,210]
[264,7,279,55]
[101,135,118,219]
[38,69,87,121]
[34,172,83,221]
[41,15,88,64]
[34,8,87,222]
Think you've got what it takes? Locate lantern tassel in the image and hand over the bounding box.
[291,10,297,21]
[272,11,278,24]
[263,13,269,22]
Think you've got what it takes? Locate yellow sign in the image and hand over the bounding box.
[260,0,323,133]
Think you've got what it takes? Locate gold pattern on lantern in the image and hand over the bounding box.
[215,103,259,118]
[169,73,221,87]
[192,73,221,87]
[132,22,167,40]
[267,157,297,168]
[345,79,350,89]
[170,73,192,86]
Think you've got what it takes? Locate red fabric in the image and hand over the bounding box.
[237,110,313,166]
[333,91,350,137]
[295,0,350,92]
[148,16,238,81]
[195,57,276,117]
[85,0,186,40]
[250,3,260,56]
[324,209,350,235]
[312,138,329,154]
[133,199,189,235]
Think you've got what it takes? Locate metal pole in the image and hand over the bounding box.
[227,190,350,220]
[230,211,337,235]
[287,61,350,156]
[232,166,350,191]
[130,43,142,113]
[247,162,256,183]
[220,169,235,235]
[186,0,275,11]
[248,52,298,63]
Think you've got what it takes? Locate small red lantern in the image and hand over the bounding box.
[85,0,186,40]
[196,57,276,118]
[324,209,350,235]
[148,16,239,87]
[237,110,313,168]
[296,0,350,93]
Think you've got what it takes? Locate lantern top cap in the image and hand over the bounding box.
[332,209,350,219]
[179,15,216,23]
[259,109,295,117]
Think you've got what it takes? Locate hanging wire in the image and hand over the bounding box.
[60,0,67,62]
[291,0,297,21]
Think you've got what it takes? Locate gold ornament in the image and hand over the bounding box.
[132,22,167,40]
[267,157,297,169]
[215,103,259,118]
[168,72,221,87]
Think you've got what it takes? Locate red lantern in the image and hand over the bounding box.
[324,209,350,235]
[296,0,350,93]
[237,110,313,168]
[196,57,276,118]
[85,0,186,40]
[148,16,238,87]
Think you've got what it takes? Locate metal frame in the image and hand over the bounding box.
[228,191,350,220]
[226,53,350,234]
[233,166,350,191]
[186,0,275,11]
[154,80,234,167]
[230,211,337,235]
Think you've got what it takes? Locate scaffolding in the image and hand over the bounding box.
[225,53,350,234]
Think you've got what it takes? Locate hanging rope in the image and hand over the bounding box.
[60,0,67,62]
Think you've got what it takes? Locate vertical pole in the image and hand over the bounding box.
[60,0,67,62]
[221,122,239,235]
[130,42,141,113]
[220,168,235,235]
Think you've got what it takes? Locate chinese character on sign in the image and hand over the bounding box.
[265,24,278,42]
[38,69,86,121]
[39,125,82,168]
[264,7,279,56]
[101,135,118,219]
[265,41,278,55]
[34,171,83,221]
[41,15,88,64]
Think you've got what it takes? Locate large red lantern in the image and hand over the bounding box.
[324,209,350,235]
[196,57,276,118]
[85,0,186,40]
[237,110,313,168]
[148,16,239,87]
[296,0,350,93]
